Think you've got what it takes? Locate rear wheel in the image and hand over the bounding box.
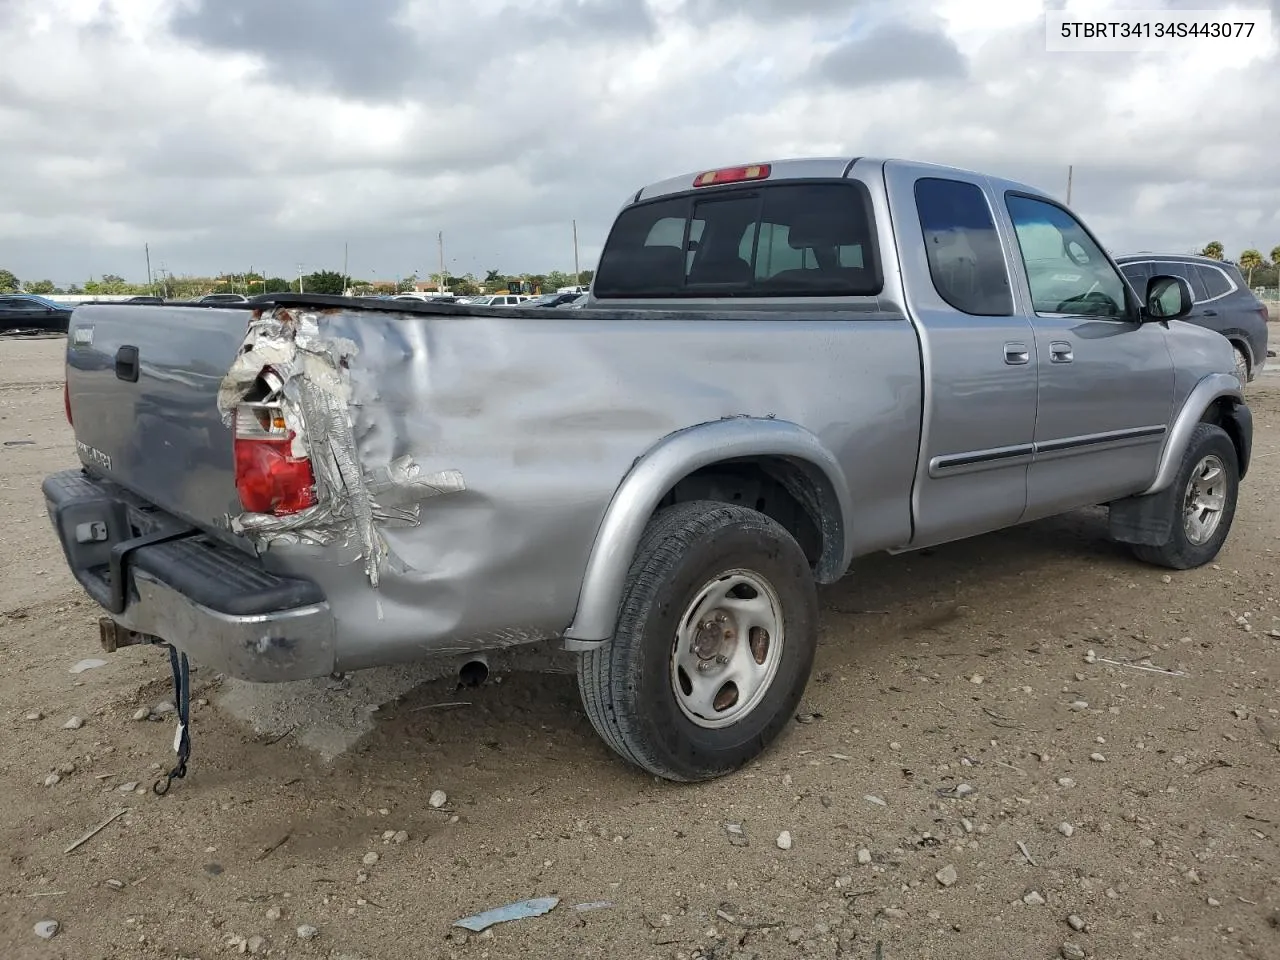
[1131,423,1238,570]
[577,500,819,782]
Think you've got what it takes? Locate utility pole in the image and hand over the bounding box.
[1066,165,1073,205]
[145,243,153,293]
[572,219,580,285]
[296,262,305,294]
[438,231,446,292]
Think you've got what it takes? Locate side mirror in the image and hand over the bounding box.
[1144,275,1193,321]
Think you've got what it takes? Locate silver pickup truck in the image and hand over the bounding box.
[44,156,1251,785]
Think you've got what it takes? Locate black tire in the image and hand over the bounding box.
[577,500,819,782]
[1131,422,1238,570]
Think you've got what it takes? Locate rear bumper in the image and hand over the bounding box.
[42,469,336,682]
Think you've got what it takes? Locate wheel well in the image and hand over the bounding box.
[656,457,843,582]
[1227,337,1251,368]
[1200,398,1249,477]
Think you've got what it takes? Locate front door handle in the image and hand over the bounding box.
[1004,341,1029,365]
[1050,340,1073,363]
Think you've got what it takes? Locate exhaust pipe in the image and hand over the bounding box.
[458,655,489,688]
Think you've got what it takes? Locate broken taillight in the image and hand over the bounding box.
[233,369,317,515]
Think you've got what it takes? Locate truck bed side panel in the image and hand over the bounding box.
[255,308,923,670]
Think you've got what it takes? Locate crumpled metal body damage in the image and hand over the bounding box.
[210,304,923,673]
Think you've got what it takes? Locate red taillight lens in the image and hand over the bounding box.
[64,380,72,425]
[234,435,318,514]
[232,385,317,515]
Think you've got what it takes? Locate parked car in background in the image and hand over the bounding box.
[197,293,250,304]
[124,295,165,304]
[0,294,74,334]
[520,292,584,308]
[1115,254,1269,385]
[393,294,458,304]
[556,293,588,308]
[471,294,532,306]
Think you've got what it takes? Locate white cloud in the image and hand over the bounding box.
[0,0,1277,287]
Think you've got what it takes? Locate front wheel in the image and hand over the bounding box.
[577,500,819,782]
[1131,422,1239,570]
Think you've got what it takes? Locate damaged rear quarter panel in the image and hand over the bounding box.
[236,306,921,671]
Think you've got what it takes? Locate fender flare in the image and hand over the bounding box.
[562,417,853,647]
[1139,372,1245,496]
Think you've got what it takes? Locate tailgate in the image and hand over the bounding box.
[65,303,254,550]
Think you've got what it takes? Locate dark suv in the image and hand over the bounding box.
[1115,253,1269,384]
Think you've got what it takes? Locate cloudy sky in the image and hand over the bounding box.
[1,0,1277,287]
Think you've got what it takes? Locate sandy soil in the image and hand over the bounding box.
[2,334,1279,960]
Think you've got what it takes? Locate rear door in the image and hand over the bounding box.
[1001,195,1175,519]
[884,165,1039,547]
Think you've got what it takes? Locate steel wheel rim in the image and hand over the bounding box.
[670,568,785,729]
[1182,453,1227,545]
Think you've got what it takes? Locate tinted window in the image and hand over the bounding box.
[1005,194,1130,319]
[0,298,33,311]
[593,181,881,299]
[1196,263,1234,299]
[1156,261,1208,301]
[914,177,1012,316]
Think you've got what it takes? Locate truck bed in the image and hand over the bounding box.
[59,294,924,673]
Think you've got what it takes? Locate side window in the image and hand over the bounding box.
[1119,261,1153,299]
[914,177,1012,316]
[1005,194,1131,319]
[1157,261,1208,302]
[1196,263,1234,300]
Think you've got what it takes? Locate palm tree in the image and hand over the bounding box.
[1239,249,1263,286]
[1201,241,1224,260]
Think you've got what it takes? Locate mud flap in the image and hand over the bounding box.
[1108,485,1178,546]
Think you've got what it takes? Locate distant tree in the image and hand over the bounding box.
[66,283,83,295]
[1271,245,1280,272]
[1239,249,1263,285]
[1201,241,1224,260]
[451,274,480,295]
[263,276,291,293]
[0,269,18,292]
[25,279,55,294]
[298,270,346,295]
[101,274,125,285]
[579,269,594,285]
[396,275,416,293]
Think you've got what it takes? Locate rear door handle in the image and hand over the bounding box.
[1004,341,1029,365]
[1050,340,1073,363]
[115,345,140,383]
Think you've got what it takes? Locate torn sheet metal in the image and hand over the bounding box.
[216,308,465,587]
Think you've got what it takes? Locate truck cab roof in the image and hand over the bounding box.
[629,156,1048,205]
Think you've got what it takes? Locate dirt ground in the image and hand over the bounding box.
[3,333,1280,960]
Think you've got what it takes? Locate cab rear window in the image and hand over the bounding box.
[593,181,882,299]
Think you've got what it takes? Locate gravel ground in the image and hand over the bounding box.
[2,333,1280,960]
